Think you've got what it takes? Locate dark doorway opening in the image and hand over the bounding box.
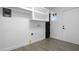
[45,14,51,38]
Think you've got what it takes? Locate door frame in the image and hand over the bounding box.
[45,13,51,38]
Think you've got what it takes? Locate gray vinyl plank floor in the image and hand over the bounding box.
[12,38,79,51]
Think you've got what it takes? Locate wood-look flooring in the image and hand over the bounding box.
[13,38,79,51]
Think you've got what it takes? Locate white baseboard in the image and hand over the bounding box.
[50,36,79,45]
[0,43,26,51]
[50,36,62,40]
[0,38,45,51]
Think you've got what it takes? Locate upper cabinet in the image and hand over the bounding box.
[20,7,49,22]
[32,7,49,21]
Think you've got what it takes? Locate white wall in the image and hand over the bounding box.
[50,7,79,45]
[0,7,45,50]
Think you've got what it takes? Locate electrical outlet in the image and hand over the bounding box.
[31,33,33,36]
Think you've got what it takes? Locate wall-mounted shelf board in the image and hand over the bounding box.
[20,7,32,12]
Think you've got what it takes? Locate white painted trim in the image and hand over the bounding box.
[0,43,26,51]
[0,38,45,51]
[51,36,79,45]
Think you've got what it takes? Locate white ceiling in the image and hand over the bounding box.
[46,7,76,12]
[45,7,54,10]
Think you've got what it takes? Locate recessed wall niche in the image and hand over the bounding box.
[3,8,12,17]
